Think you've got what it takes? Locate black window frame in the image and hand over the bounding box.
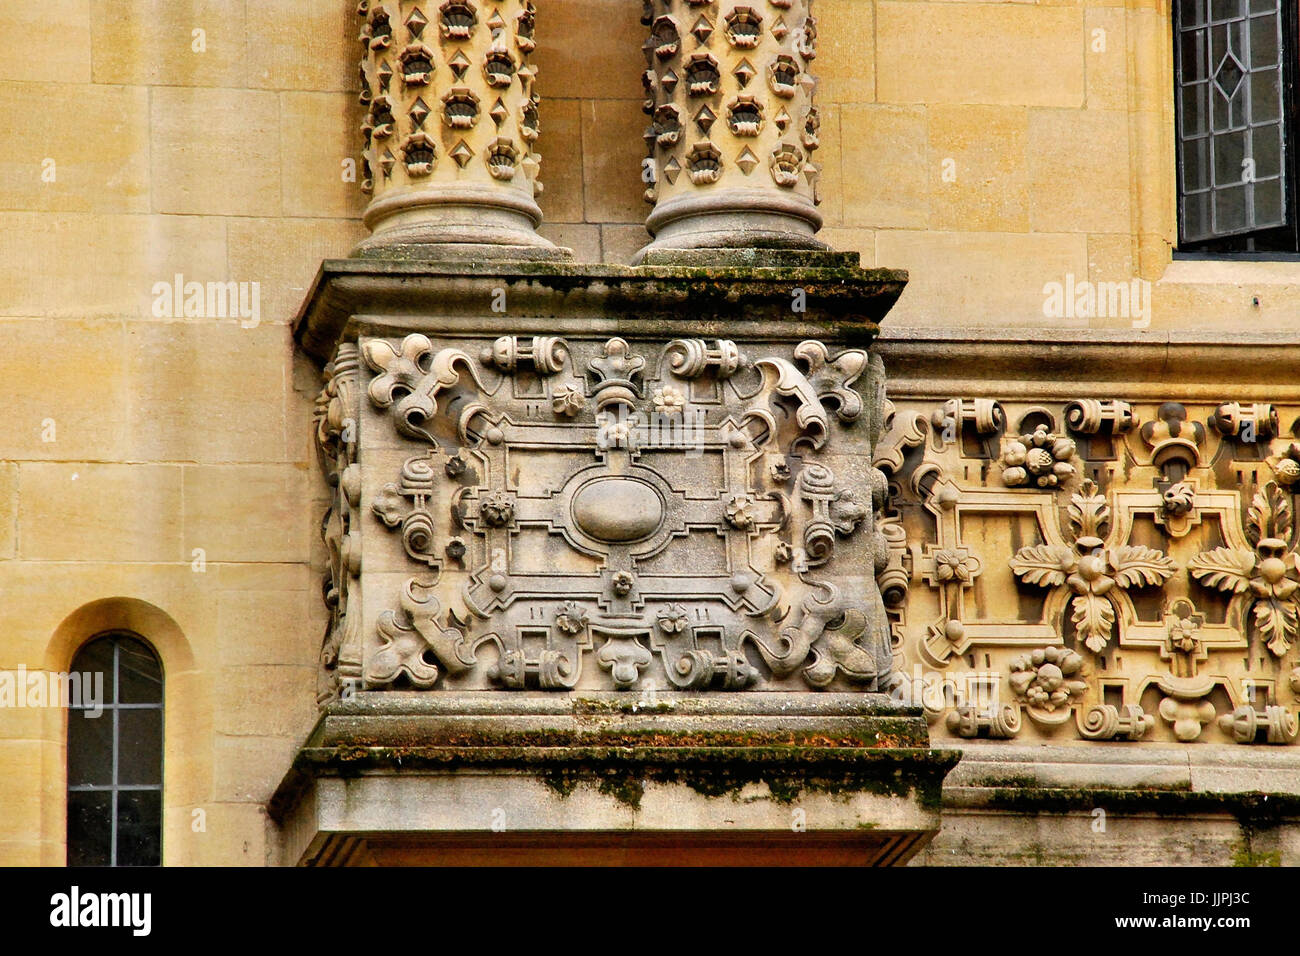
[1173,0,1300,256]
[66,632,164,868]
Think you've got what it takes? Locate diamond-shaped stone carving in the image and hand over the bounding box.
[661,68,679,94]
[733,58,755,87]
[406,6,429,38]
[449,49,471,78]
[736,146,759,174]
[490,97,508,124]
[409,97,430,127]
[691,15,713,43]
[663,156,682,183]
[450,139,475,167]
[774,107,791,131]
[694,104,716,132]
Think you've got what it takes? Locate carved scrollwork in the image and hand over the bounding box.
[1189,480,1300,656]
[362,334,490,442]
[349,334,889,692]
[369,579,475,688]
[875,393,1300,746]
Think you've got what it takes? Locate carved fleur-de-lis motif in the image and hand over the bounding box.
[1010,479,1177,653]
[364,334,432,405]
[587,337,645,411]
[361,335,486,442]
[1189,480,1300,656]
[792,340,867,423]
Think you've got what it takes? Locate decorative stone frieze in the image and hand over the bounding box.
[353,0,565,258]
[636,0,827,260]
[874,392,1300,746]
[301,260,908,699]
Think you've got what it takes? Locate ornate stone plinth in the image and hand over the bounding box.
[636,0,827,261]
[302,257,902,699]
[353,0,566,259]
[280,256,959,863]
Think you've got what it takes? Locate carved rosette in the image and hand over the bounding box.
[338,332,892,695]
[637,0,826,257]
[354,0,562,256]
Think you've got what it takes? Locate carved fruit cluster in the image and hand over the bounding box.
[1009,647,1087,712]
[1000,425,1076,488]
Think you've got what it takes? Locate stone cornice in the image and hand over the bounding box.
[293,257,906,363]
[878,327,1300,401]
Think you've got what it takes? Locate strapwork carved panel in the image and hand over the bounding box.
[316,333,894,696]
[878,396,1300,745]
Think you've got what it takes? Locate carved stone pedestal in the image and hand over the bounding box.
[280,255,958,864]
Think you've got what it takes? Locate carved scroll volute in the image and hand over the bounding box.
[354,0,565,257]
[636,0,828,258]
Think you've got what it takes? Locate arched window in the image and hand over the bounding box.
[66,633,164,866]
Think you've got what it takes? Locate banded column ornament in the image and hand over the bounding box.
[353,0,566,258]
[636,0,827,260]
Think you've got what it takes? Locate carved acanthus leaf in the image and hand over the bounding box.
[1248,480,1293,544]
[1008,545,1074,588]
[1109,545,1178,589]
[1067,479,1109,541]
[1254,599,1298,656]
[1071,592,1116,653]
[1187,547,1255,592]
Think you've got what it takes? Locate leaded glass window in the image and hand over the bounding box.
[66,633,164,867]
[1175,0,1297,251]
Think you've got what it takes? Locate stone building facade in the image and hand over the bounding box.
[1,0,1299,866]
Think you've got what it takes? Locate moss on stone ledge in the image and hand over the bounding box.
[274,742,958,815]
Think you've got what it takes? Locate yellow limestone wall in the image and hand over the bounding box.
[0,0,1294,865]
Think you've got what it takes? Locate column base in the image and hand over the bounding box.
[636,188,828,265]
[356,184,572,262]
